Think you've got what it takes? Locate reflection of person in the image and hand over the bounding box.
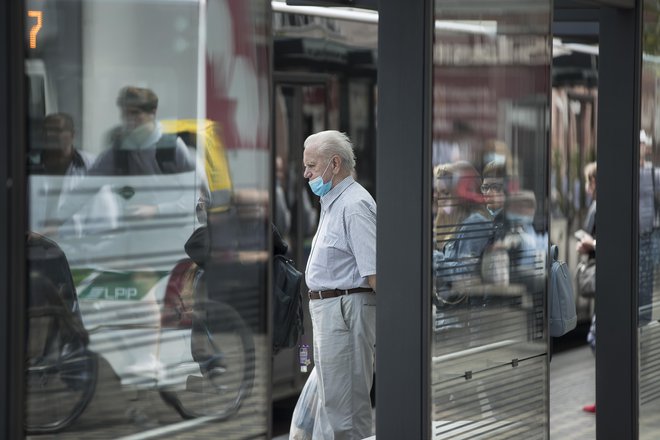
[479,161,509,286]
[38,113,93,176]
[88,86,196,217]
[577,161,597,414]
[290,130,376,440]
[497,190,547,338]
[55,87,199,228]
[639,130,655,326]
[29,113,94,237]
[481,160,506,218]
[432,162,490,332]
[275,156,292,238]
[433,162,491,291]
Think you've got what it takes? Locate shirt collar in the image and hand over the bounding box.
[320,175,355,209]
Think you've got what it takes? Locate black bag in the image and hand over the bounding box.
[272,254,304,353]
[576,259,596,299]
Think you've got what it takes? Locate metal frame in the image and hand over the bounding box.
[1,0,26,438]
[596,3,641,439]
[376,0,433,438]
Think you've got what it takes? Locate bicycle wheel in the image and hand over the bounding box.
[25,306,98,434]
[159,300,255,420]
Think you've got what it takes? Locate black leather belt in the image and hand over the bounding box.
[308,287,374,300]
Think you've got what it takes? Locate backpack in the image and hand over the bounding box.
[549,245,577,337]
[112,133,191,175]
[273,254,304,353]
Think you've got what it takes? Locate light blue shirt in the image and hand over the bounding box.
[305,176,377,291]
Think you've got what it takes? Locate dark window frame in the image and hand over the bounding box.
[596,4,642,439]
[376,0,433,439]
[2,0,27,438]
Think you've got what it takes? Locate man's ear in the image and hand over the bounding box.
[332,156,342,174]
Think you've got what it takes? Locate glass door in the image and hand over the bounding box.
[272,80,327,399]
[431,0,552,437]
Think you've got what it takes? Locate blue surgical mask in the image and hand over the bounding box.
[308,159,333,197]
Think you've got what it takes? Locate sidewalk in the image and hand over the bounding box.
[273,344,596,439]
[550,344,596,439]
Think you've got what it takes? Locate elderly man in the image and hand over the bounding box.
[290,130,377,440]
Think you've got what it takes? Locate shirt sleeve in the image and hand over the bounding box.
[345,210,377,278]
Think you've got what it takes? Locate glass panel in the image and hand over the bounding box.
[432,0,551,436]
[24,0,271,437]
[272,84,323,396]
[640,1,660,437]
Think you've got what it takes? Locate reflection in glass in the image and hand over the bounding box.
[431,0,551,436]
[639,2,660,434]
[24,0,270,437]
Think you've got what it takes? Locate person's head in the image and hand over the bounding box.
[116,86,158,131]
[641,129,653,165]
[432,161,485,243]
[303,130,355,196]
[482,139,509,168]
[481,161,506,214]
[506,190,536,224]
[276,156,286,183]
[584,161,597,198]
[434,164,453,214]
[41,113,75,153]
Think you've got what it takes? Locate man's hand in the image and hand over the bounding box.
[368,275,377,292]
[576,233,596,254]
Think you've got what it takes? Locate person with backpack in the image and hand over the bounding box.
[90,86,195,177]
[290,130,376,440]
[55,86,201,228]
[577,161,597,414]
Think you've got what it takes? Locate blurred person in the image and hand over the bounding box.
[275,155,292,238]
[479,161,510,287]
[481,160,507,218]
[90,85,195,177]
[432,162,491,333]
[639,130,655,326]
[56,86,200,226]
[577,161,597,414]
[36,113,93,176]
[495,190,547,338]
[433,161,491,286]
[285,160,319,239]
[433,163,463,247]
[290,130,376,440]
[28,113,94,237]
[82,87,198,427]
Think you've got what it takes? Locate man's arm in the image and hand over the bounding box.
[368,274,377,292]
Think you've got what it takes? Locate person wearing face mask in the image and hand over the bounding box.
[289,130,376,440]
[432,162,491,335]
[500,190,547,337]
[92,87,195,176]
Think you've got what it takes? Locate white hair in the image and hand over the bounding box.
[304,130,356,172]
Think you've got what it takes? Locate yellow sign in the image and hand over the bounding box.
[27,10,43,49]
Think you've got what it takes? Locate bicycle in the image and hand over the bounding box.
[25,305,98,434]
[25,254,256,432]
